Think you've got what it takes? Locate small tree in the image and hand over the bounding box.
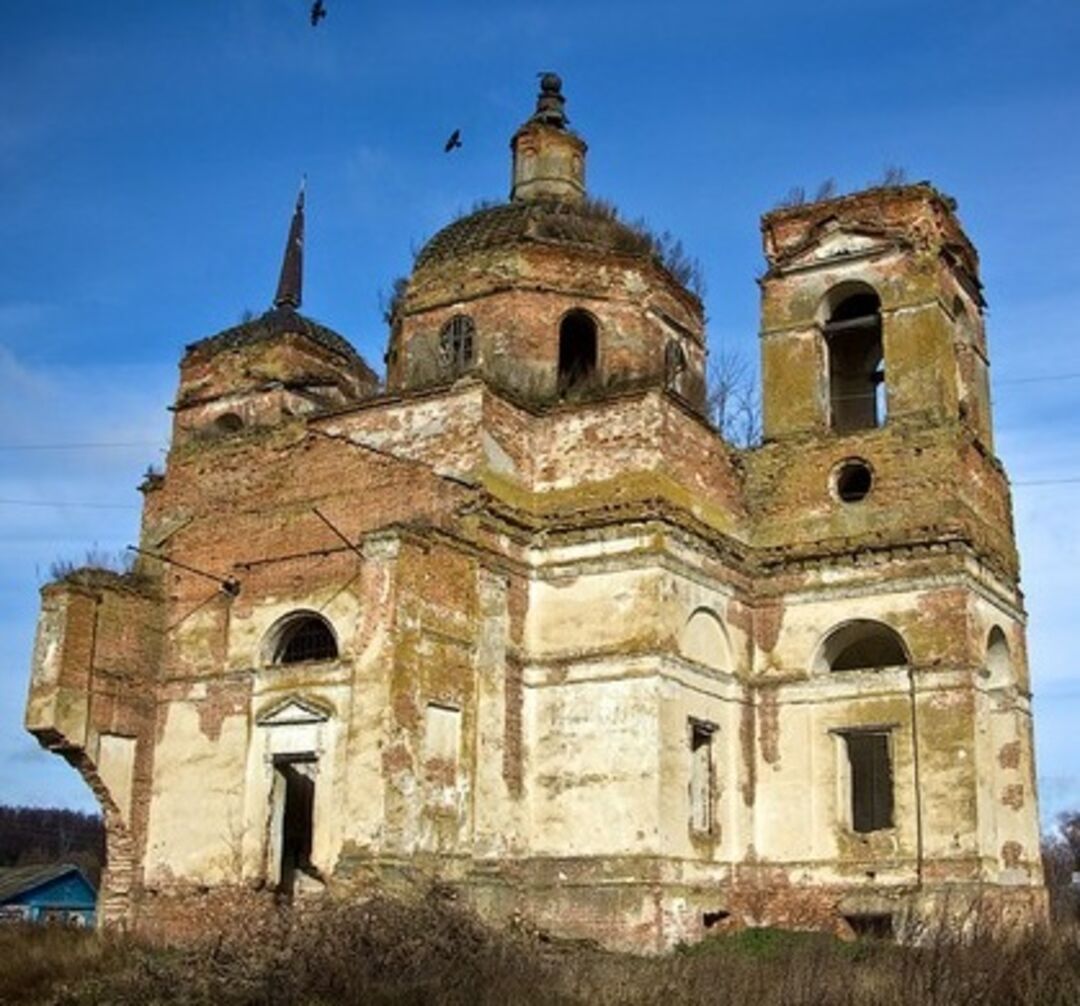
[707,348,762,448]
[776,185,806,209]
[880,164,908,187]
[1059,810,1080,863]
[1044,811,1080,923]
[814,178,838,201]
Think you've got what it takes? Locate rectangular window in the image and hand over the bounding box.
[845,731,893,833]
[689,720,715,833]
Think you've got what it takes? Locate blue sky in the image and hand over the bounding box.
[1,1,1078,828]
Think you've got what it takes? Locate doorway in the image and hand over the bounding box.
[269,755,317,895]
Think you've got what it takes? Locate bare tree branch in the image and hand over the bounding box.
[707,348,762,448]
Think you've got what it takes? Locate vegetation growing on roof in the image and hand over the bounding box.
[47,548,152,591]
[414,196,706,301]
[379,275,409,325]
[774,167,913,210]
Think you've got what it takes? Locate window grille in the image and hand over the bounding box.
[440,315,475,374]
[275,617,338,664]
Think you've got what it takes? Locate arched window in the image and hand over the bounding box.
[558,310,597,392]
[679,608,732,671]
[816,620,908,672]
[439,314,475,374]
[984,626,1013,687]
[270,614,338,665]
[823,285,885,432]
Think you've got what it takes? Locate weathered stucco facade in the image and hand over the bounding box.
[26,76,1045,950]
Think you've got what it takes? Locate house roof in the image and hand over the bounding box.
[0,863,94,903]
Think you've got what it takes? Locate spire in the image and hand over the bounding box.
[532,72,568,128]
[273,179,305,310]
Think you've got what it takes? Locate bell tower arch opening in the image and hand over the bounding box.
[558,310,598,392]
[823,284,884,432]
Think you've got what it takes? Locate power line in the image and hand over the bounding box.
[0,441,164,451]
[995,373,1080,386]
[0,498,139,510]
[1013,477,1080,487]
[2,479,1080,514]
[0,374,1071,454]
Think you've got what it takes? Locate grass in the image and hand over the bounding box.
[0,924,134,1004]
[0,896,1077,1005]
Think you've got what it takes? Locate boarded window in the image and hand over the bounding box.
[690,721,715,833]
[845,732,893,833]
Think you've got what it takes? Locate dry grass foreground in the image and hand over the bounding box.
[1,895,1078,1006]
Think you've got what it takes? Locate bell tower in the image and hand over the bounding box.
[758,184,993,450]
[746,185,1042,913]
[748,183,1014,575]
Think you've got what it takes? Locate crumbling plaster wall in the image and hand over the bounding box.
[175,335,376,443]
[318,383,746,540]
[135,412,478,896]
[521,532,751,865]
[27,575,160,924]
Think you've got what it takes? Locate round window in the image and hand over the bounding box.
[214,412,243,434]
[833,460,873,503]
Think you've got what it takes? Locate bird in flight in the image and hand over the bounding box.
[310,1,327,27]
[444,129,462,153]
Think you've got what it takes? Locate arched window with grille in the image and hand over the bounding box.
[439,314,475,375]
[267,613,339,665]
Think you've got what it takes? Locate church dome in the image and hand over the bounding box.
[385,77,707,413]
[188,304,369,371]
[174,187,379,436]
[414,198,665,274]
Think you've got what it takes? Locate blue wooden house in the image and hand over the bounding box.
[0,864,96,926]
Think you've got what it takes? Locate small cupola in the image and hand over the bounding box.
[510,74,587,205]
[173,182,378,444]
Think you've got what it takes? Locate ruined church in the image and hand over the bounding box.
[26,76,1045,949]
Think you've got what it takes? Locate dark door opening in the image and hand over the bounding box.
[558,311,597,392]
[272,756,316,895]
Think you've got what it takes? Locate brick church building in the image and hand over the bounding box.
[26,76,1044,949]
